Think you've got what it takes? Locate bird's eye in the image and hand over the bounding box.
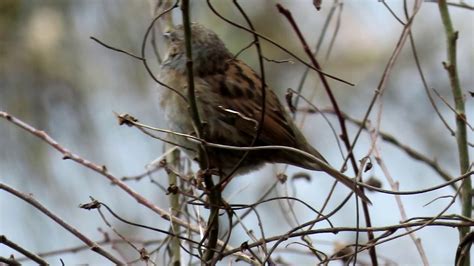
[163,30,179,43]
[163,31,171,40]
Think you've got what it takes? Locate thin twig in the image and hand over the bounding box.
[368,124,429,265]
[293,0,340,113]
[380,0,406,25]
[432,88,474,131]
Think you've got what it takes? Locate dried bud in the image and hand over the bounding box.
[240,241,249,250]
[276,172,288,183]
[167,184,179,195]
[140,248,150,261]
[285,89,296,113]
[79,199,100,210]
[364,161,373,172]
[116,113,138,126]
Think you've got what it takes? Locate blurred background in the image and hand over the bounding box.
[1,0,473,265]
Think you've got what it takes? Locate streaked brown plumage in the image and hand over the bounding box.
[158,23,369,203]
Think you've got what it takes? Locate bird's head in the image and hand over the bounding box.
[162,23,232,76]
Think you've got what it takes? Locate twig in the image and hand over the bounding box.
[368,124,429,265]
[292,0,340,113]
[432,88,473,131]
[91,1,187,102]
[90,36,143,60]
[380,0,406,25]
[233,40,256,59]
[140,0,187,101]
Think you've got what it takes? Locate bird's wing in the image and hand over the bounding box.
[197,59,298,147]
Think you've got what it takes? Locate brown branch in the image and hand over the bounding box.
[221,219,473,258]
[0,256,21,266]
[121,113,468,196]
[0,111,255,264]
[0,235,49,265]
[206,0,355,86]
[275,4,376,264]
[0,183,124,265]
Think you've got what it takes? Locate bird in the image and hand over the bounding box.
[157,23,370,203]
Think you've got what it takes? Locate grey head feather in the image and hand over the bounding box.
[162,23,233,76]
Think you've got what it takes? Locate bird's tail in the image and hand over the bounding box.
[297,145,372,204]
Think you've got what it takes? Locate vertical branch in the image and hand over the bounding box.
[181,0,203,140]
[275,4,377,265]
[166,147,181,266]
[180,0,219,263]
[437,1,472,266]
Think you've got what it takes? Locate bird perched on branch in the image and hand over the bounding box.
[158,23,370,203]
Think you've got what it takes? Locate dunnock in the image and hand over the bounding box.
[158,23,369,203]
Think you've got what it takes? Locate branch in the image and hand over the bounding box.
[166,147,182,265]
[275,4,376,264]
[438,1,472,265]
[0,184,124,265]
[0,235,48,265]
[206,0,354,86]
[0,111,256,264]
